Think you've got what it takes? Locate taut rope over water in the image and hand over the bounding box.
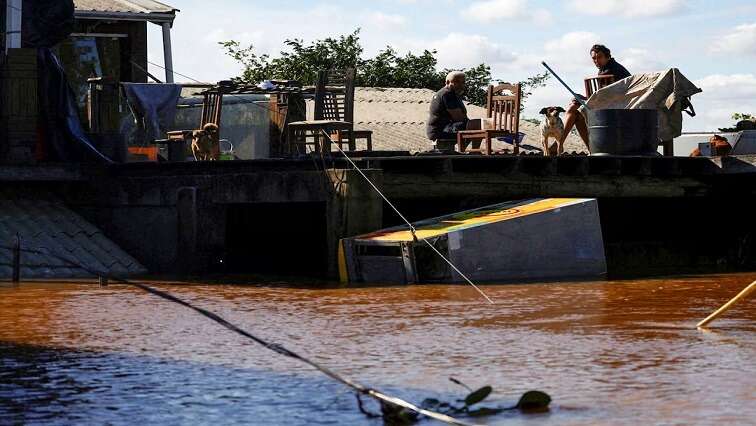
[0,244,477,425]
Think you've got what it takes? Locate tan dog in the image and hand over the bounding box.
[191,123,219,161]
[539,106,565,156]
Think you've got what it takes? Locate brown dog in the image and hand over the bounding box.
[191,123,219,161]
[539,107,566,156]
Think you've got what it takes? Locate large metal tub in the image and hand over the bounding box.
[588,109,658,155]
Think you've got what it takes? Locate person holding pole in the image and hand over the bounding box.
[556,44,631,154]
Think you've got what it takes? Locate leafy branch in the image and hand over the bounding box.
[358,377,552,424]
[718,112,755,132]
[219,29,492,106]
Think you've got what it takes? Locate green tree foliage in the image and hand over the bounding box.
[359,46,441,88]
[220,29,494,106]
[718,112,755,132]
[218,31,362,87]
[220,29,550,111]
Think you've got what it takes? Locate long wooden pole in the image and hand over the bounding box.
[541,61,590,110]
[697,280,756,328]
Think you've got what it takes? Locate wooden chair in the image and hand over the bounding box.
[165,87,223,161]
[457,83,521,155]
[287,68,372,154]
[584,75,615,97]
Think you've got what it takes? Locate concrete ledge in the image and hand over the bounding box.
[0,164,86,181]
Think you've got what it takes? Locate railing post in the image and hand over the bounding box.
[161,22,174,83]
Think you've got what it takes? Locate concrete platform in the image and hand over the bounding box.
[340,198,606,284]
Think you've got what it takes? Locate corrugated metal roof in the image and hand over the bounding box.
[0,190,147,280]
[74,0,177,20]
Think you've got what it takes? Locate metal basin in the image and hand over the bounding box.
[588,109,659,155]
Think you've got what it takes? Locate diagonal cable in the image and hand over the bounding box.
[0,244,479,426]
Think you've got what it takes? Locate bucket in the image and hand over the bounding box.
[496,132,526,145]
[588,109,658,155]
[219,139,235,160]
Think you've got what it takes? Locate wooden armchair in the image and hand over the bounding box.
[584,75,615,97]
[457,83,521,155]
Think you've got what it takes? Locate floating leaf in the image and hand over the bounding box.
[420,398,441,410]
[381,402,419,425]
[464,386,493,406]
[449,377,472,391]
[516,390,551,412]
[467,407,504,417]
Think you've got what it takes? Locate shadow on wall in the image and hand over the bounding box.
[222,202,329,278]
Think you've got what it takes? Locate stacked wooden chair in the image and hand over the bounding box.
[286,68,372,155]
[456,83,522,155]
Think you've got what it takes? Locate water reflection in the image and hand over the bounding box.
[1,275,755,425]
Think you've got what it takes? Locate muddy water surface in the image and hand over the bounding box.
[1,275,755,425]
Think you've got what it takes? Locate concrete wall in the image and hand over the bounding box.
[59,156,756,281]
[65,168,384,278]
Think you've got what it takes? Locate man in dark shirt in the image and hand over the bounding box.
[427,71,481,150]
[557,44,630,153]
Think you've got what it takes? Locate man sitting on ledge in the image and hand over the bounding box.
[426,71,481,151]
[557,44,631,154]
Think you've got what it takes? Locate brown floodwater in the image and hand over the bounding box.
[1,274,755,425]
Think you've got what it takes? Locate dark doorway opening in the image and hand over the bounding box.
[224,202,328,278]
[599,197,756,278]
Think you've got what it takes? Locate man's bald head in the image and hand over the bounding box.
[445,71,466,95]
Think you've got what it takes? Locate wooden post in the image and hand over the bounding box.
[11,233,20,283]
[697,280,756,328]
[662,139,674,156]
[161,22,174,83]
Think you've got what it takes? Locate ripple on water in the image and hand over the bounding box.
[1,274,755,425]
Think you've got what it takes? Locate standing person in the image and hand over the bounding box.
[426,71,481,151]
[557,44,631,154]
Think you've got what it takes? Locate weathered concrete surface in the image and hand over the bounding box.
[63,166,383,276]
[5,153,755,280]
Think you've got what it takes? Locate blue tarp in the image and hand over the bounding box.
[122,83,182,143]
[37,48,112,163]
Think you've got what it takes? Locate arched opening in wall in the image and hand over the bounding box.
[224,202,328,278]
